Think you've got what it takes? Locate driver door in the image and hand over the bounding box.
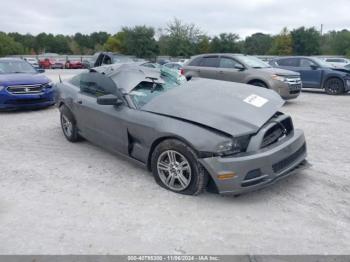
[75,72,128,155]
[299,58,323,88]
[218,56,247,83]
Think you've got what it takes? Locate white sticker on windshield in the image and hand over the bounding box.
[244,94,268,107]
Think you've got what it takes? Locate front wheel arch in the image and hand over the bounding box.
[247,79,269,88]
[147,136,197,171]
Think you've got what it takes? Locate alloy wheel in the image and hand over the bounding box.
[157,150,192,191]
[61,115,73,137]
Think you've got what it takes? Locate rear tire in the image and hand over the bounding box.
[151,139,208,195]
[324,78,345,95]
[60,105,81,142]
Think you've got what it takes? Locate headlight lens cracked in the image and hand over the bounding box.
[216,136,250,156]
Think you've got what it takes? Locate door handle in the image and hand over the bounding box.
[219,71,224,74]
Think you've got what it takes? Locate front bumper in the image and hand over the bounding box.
[272,80,302,100]
[0,88,55,110]
[199,129,308,195]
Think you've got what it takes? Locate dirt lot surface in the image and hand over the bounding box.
[0,70,349,254]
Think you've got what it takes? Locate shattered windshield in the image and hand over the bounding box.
[129,68,186,108]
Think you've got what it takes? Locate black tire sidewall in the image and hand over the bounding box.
[151,139,207,195]
[325,78,344,95]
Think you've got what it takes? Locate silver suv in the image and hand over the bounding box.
[183,54,302,100]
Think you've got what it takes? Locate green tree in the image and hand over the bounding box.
[291,27,321,55]
[209,33,241,53]
[104,31,126,53]
[122,26,158,58]
[329,30,350,56]
[0,32,24,56]
[163,18,203,57]
[244,33,273,55]
[269,28,293,55]
[196,35,211,54]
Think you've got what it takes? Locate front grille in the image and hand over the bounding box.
[261,124,285,148]
[272,143,306,173]
[285,77,302,85]
[7,84,44,94]
[261,117,294,149]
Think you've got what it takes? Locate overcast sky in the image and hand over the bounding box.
[1,0,349,38]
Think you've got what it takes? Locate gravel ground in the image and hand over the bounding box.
[0,70,349,254]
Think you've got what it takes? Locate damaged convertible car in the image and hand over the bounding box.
[56,64,308,195]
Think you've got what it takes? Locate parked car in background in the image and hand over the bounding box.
[65,60,84,69]
[183,54,302,100]
[39,58,55,69]
[163,62,185,76]
[51,59,65,69]
[140,62,160,69]
[178,59,189,64]
[94,52,134,67]
[157,58,171,65]
[56,64,308,195]
[320,57,350,68]
[82,59,92,69]
[0,58,55,110]
[23,57,39,69]
[269,56,350,95]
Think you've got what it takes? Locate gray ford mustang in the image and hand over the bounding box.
[56,64,308,195]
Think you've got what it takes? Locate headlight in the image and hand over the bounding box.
[272,75,287,82]
[216,136,250,156]
[43,81,54,88]
[0,86,4,91]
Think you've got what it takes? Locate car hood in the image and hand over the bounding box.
[0,73,50,86]
[258,67,300,76]
[141,78,284,136]
[329,67,350,74]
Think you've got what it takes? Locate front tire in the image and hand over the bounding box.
[324,78,345,95]
[151,139,208,195]
[60,105,80,142]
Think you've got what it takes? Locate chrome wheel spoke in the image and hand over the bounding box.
[179,161,190,171]
[167,151,176,164]
[177,172,189,188]
[62,115,72,136]
[158,161,170,171]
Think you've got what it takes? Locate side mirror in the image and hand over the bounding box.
[97,94,123,106]
[37,68,45,73]
[234,64,245,71]
[310,64,319,70]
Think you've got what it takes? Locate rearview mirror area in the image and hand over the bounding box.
[310,64,319,70]
[37,68,45,73]
[97,94,123,106]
